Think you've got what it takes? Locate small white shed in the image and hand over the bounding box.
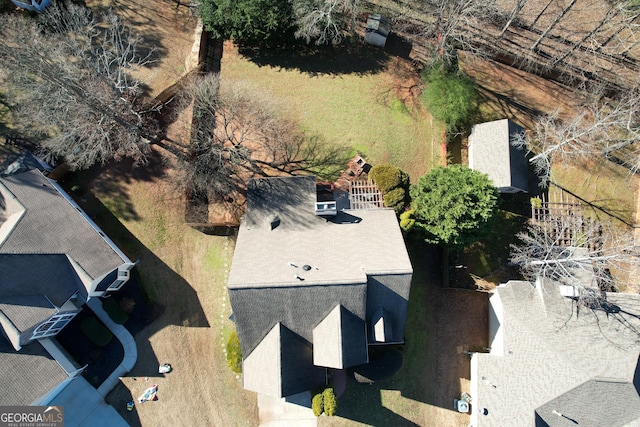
[468,119,528,193]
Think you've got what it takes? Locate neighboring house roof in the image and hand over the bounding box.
[535,378,640,427]
[0,169,133,409]
[0,338,68,405]
[0,254,84,334]
[471,280,640,426]
[468,119,528,193]
[228,175,413,398]
[0,169,128,279]
[0,150,50,177]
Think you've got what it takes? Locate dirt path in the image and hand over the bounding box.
[420,253,489,426]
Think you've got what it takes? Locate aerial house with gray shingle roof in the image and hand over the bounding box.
[468,118,528,193]
[0,169,135,405]
[470,280,640,426]
[228,175,413,398]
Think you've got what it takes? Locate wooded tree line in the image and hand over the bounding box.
[0,4,346,200]
[387,0,640,91]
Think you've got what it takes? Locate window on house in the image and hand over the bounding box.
[31,313,77,339]
[108,264,135,291]
[107,279,126,291]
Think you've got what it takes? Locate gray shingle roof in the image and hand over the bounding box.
[229,175,413,397]
[468,119,528,192]
[0,338,68,405]
[229,282,368,359]
[313,305,368,369]
[243,323,325,398]
[472,281,640,426]
[366,273,412,343]
[0,254,84,333]
[535,378,640,427]
[0,170,127,279]
[229,176,412,289]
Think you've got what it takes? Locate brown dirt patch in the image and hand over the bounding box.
[459,51,584,128]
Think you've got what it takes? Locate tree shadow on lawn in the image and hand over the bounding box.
[58,149,168,223]
[237,39,388,76]
[76,193,212,421]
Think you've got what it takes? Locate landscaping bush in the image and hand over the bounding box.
[80,316,113,347]
[383,187,408,213]
[421,63,479,133]
[311,391,324,416]
[322,387,338,416]
[226,330,243,373]
[369,164,409,193]
[369,164,410,212]
[102,297,129,324]
[399,209,416,232]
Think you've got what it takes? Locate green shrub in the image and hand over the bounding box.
[530,196,542,209]
[399,210,416,232]
[80,316,113,347]
[311,391,324,416]
[369,164,409,194]
[383,187,407,212]
[421,63,478,133]
[322,388,337,416]
[102,297,129,324]
[226,330,243,373]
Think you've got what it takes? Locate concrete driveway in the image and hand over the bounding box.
[258,392,317,427]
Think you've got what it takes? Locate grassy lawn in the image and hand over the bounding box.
[221,42,442,180]
[550,159,637,227]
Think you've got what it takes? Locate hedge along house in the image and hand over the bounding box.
[227,176,413,398]
[468,119,528,194]
[0,169,135,405]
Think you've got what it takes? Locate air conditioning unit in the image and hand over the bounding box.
[455,399,469,413]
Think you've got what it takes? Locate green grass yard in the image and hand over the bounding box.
[221,42,442,180]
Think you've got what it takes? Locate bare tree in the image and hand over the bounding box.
[292,0,357,45]
[530,0,577,51]
[422,0,500,67]
[511,219,640,304]
[514,88,640,185]
[176,74,350,196]
[0,4,158,169]
[497,0,527,39]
